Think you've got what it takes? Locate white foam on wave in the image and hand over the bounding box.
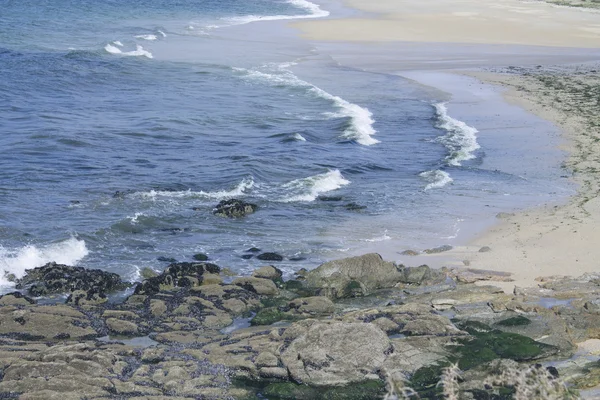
[127,212,146,224]
[420,169,454,191]
[135,34,158,41]
[158,30,167,37]
[104,44,153,59]
[434,103,480,166]
[113,41,124,47]
[223,0,329,26]
[234,65,378,146]
[281,170,350,202]
[292,133,307,141]
[0,238,89,287]
[137,178,255,201]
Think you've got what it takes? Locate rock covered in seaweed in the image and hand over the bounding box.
[15,262,127,297]
[213,198,257,218]
[134,261,220,295]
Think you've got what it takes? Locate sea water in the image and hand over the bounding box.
[0,0,572,291]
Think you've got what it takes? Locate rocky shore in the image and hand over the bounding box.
[1,253,600,399]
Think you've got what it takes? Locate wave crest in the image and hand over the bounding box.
[105,43,153,59]
[281,170,350,202]
[420,169,454,191]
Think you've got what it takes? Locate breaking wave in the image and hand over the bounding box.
[434,103,480,166]
[281,170,350,202]
[0,238,89,287]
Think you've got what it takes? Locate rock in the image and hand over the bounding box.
[450,268,514,284]
[233,277,279,296]
[257,252,284,262]
[252,265,283,282]
[192,253,209,261]
[305,253,402,298]
[281,321,390,386]
[105,318,139,336]
[213,199,257,218]
[288,296,334,316]
[0,292,36,306]
[400,250,419,256]
[65,289,107,306]
[134,261,220,295]
[157,256,177,263]
[255,352,279,368]
[398,265,432,284]
[345,202,366,211]
[259,367,288,380]
[431,298,458,311]
[0,305,98,340]
[478,246,492,253]
[423,245,453,254]
[16,262,126,297]
[140,267,158,279]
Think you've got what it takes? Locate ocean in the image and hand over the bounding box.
[0,0,572,292]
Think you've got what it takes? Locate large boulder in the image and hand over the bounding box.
[281,321,390,386]
[16,262,126,297]
[305,253,402,298]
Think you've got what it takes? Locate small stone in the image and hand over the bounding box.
[478,246,492,253]
[423,245,453,254]
[400,250,419,256]
[157,256,177,263]
[255,352,279,368]
[192,253,209,261]
[246,247,261,253]
[233,277,279,296]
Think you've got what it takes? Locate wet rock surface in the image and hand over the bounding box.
[1,254,600,398]
[213,198,258,218]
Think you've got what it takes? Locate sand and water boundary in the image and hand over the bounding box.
[292,0,600,291]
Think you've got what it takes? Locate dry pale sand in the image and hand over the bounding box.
[293,0,600,291]
[294,0,600,47]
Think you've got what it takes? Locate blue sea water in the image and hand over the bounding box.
[0,0,571,290]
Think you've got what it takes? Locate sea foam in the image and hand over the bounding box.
[105,43,153,59]
[235,66,378,146]
[224,0,329,25]
[281,170,350,202]
[136,178,255,201]
[434,103,480,166]
[420,169,454,190]
[0,237,89,287]
[135,34,158,41]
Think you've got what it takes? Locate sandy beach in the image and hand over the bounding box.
[294,0,600,291]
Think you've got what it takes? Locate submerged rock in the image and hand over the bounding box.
[213,199,257,218]
[257,252,284,261]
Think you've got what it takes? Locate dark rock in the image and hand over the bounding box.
[289,256,306,262]
[345,202,366,211]
[157,256,177,263]
[317,195,343,201]
[192,253,209,261]
[16,262,127,297]
[478,246,492,253]
[213,199,258,218]
[257,252,284,262]
[246,247,261,253]
[134,262,221,295]
[495,316,531,327]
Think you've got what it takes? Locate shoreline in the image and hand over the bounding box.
[290,0,600,291]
